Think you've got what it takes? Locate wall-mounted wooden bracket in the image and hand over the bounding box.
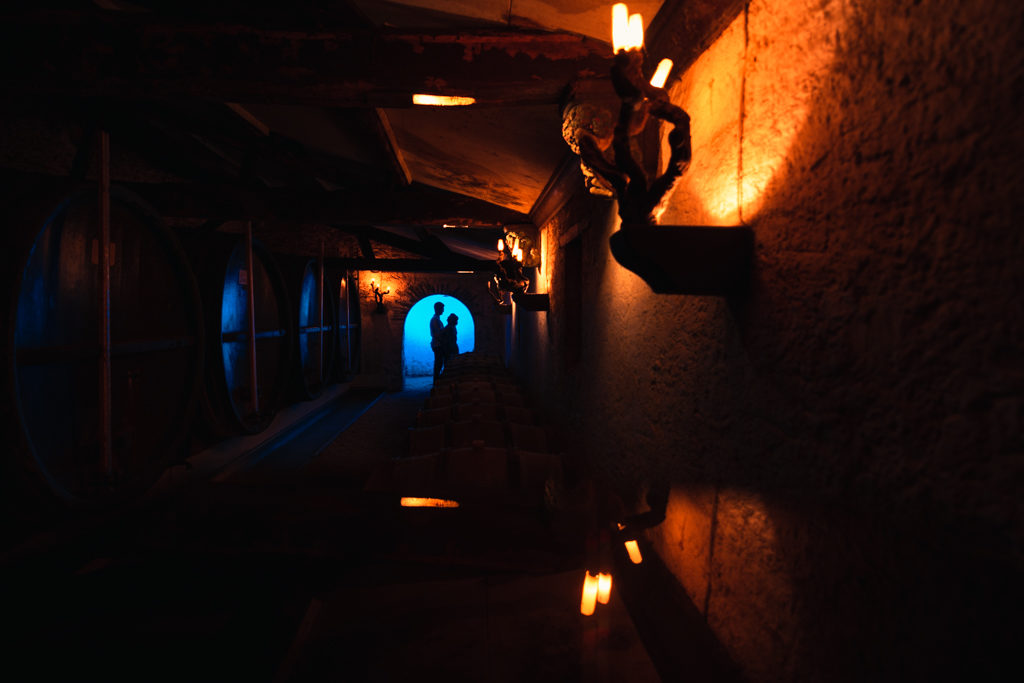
[609,225,753,295]
[512,293,550,311]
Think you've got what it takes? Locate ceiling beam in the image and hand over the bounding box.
[0,12,613,107]
[335,225,434,259]
[369,109,412,186]
[119,180,531,225]
[325,257,497,273]
[356,229,375,259]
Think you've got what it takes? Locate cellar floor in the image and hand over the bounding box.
[2,377,660,682]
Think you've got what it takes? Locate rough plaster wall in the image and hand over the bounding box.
[357,272,506,389]
[515,0,1024,681]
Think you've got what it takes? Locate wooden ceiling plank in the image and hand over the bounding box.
[120,180,530,225]
[325,256,497,273]
[0,14,612,107]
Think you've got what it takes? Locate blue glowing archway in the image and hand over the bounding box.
[403,294,475,376]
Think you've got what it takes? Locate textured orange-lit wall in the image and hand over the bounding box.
[514,0,1023,680]
[357,272,506,390]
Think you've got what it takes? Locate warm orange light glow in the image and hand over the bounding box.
[627,13,644,50]
[650,59,673,88]
[597,573,612,604]
[625,540,643,564]
[669,7,845,223]
[400,497,460,508]
[611,4,629,53]
[412,94,476,106]
[580,572,599,615]
[497,238,505,252]
[537,227,548,292]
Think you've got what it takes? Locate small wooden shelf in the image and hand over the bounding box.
[609,225,754,295]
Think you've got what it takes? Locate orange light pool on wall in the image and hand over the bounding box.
[400,497,460,508]
[678,6,846,223]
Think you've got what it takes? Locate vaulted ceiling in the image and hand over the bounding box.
[1,0,744,264]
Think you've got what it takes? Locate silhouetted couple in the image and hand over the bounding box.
[429,301,458,381]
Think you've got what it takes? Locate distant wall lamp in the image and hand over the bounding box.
[488,232,549,311]
[369,277,391,313]
[561,3,753,295]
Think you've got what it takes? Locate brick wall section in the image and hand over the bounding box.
[514,1,1024,681]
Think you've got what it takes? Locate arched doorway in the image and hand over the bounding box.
[403,294,475,377]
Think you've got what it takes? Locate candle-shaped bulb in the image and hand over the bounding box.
[625,540,643,564]
[597,573,612,604]
[650,58,673,88]
[580,571,599,616]
[612,3,629,53]
[498,238,505,252]
[627,13,644,50]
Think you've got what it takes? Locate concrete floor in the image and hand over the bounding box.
[2,377,660,682]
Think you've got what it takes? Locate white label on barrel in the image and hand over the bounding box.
[239,269,248,286]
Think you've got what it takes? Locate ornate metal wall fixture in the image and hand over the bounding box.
[561,4,753,296]
[486,231,549,311]
[369,278,390,313]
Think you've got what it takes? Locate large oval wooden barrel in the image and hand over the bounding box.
[280,256,337,400]
[187,232,292,435]
[11,186,203,505]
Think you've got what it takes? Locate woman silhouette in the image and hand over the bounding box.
[442,313,459,364]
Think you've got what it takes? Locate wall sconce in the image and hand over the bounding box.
[369,277,390,313]
[487,232,549,311]
[561,3,753,295]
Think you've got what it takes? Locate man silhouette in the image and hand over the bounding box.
[429,301,445,381]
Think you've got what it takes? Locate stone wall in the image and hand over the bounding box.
[513,1,1024,681]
